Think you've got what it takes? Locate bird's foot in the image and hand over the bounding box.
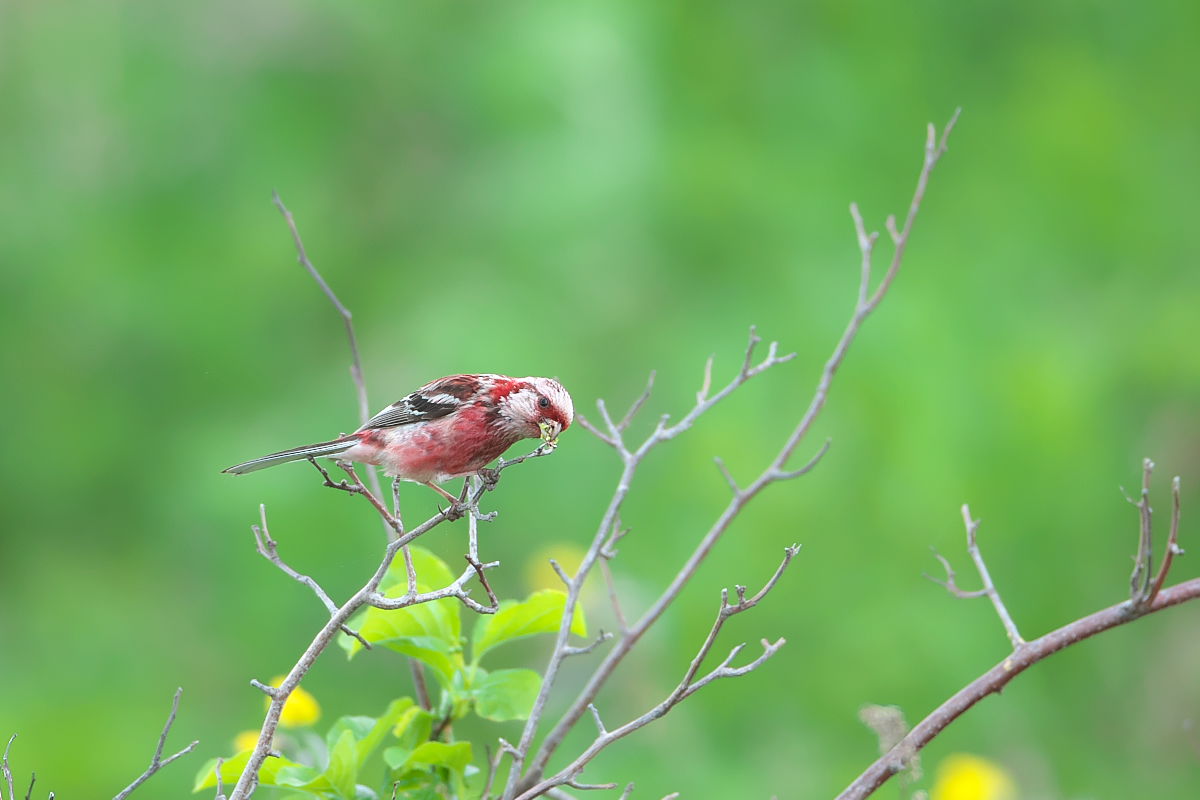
[477,467,501,491]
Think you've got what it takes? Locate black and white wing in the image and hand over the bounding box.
[356,375,482,431]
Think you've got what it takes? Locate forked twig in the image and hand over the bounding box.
[928,506,1024,649]
[112,688,199,800]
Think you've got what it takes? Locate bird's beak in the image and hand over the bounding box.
[539,420,562,447]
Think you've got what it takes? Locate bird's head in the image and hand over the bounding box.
[495,377,574,444]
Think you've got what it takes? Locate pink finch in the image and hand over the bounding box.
[223,374,573,502]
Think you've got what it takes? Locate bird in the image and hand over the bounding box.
[223,374,573,503]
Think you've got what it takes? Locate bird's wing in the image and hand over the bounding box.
[358,375,484,430]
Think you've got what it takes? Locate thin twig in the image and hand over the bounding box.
[252,505,370,649]
[112,688,199,800]
[929,507,1024,648]
[2,735,15,800]
[272,191,392,540]
[1130,458,1155,602]
[1147,476,1184,605]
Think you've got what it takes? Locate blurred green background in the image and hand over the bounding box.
[1,0,1198,797]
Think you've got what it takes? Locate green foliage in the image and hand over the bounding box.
[197,550,587,797]
[341,548,587,721]
[194,698,423,798]
[472,589,587,663]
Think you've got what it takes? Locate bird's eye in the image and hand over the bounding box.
[538,396,550,409]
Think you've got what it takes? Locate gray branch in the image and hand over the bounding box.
[271,192,392,541]
[502,110,962,799]
[843,461,1194,799]
[514,546,798,799]
[112,688,198,800]
[927,506,1025,649]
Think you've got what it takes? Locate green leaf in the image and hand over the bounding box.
[356,697,415,765]
[342,548,464,664]
[325,728,359,799]
[406,741,472,774]
[472,589,587,663]
[393,704,435,752]
[379,546,457,594]
[347,597,464,684]
[325,715,376,761]
[274,764,329,791]
[192,750,305,792]
[473,668,542,721]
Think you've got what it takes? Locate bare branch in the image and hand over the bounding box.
[598,559,628,635]
[1130,458,1156,602]
[272,191,391,539]
[252,505,370,649]
[934,506,1025,649]
[713,457,741,496]
[564,631,613,658]
[410,661,432,712]
[567,779,618,791]
[2,734,15,800]
[514,548,797,799]
[549,559,572,588]
[587,704,607,736]
[925,549,987,599]
[504,111,962,798]
[213,757,226,800]
[837,575,1200,800]
[1148,476,1184,605]
[574,414,617,449]
[617,372,656,432]
[697,357,714,403]
[112,688,198,800]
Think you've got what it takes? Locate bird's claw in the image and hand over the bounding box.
[478,467,501,490]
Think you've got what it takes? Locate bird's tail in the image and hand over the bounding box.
[222,435,360,474]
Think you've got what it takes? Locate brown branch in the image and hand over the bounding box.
[1148,476,1183,605]
[112,688,198,800]
[505,110,961,798]
[836,576,1200,800]
[1129,457,1156,602]
[842,462,1191,798]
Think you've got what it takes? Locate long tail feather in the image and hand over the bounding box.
[222,436,359,474]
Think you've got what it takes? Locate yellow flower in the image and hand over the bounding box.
[931,753,1017,800]
[233,730,261,754]
[525,543,587,592]
[267,675,322,728]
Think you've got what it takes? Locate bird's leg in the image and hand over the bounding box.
[425,481,469,521]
